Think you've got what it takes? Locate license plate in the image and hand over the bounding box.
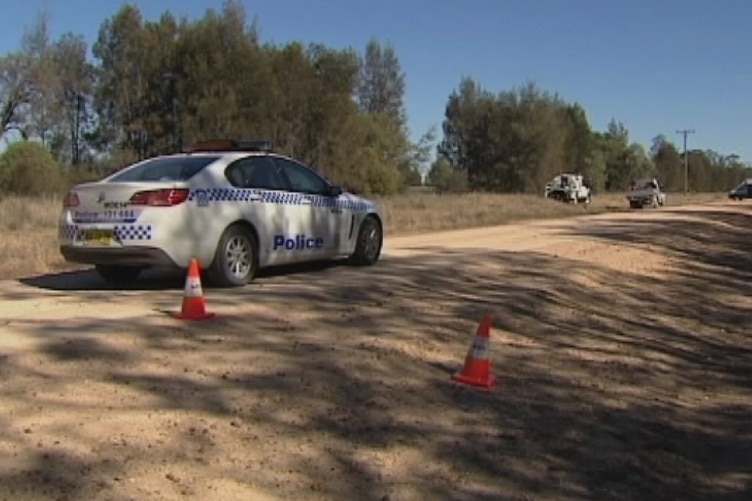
[81,229,114,246]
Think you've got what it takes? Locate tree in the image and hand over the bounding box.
[562,103,593,171]
[354,38,417,191]
[409,125,437,183]
[595,119,634,191]
[21,10,59,145]
[356,38,406,124]
[651,135,683,190]
[0,53,33,141]
[2,5,749,197]
[438,78,574,193]
[0,11,56,142]
[426,156,466,193]
[437,76,485,171]
[50,33,95,164]
[92,4,149,157]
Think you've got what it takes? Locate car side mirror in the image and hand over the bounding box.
[327,185,343,197]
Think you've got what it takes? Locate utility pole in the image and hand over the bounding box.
[676,128,695,196]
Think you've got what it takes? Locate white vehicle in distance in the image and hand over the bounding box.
[544,173,592,204]
[626,177,666,209]
[58,139,385,287]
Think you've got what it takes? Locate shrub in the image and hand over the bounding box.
[0,140,65,196]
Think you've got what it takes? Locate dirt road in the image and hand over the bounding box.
[1,203,751,501]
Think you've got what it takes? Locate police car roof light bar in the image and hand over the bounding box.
[185,139,275,153]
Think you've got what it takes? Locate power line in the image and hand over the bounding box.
[676,128,695,195]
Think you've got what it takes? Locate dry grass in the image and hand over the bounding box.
[0,190,731,280]
[376,190,730,236]
[0,194,77,280]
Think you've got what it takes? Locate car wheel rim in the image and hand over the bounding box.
[226,235,252,279]
[362,222,381,260]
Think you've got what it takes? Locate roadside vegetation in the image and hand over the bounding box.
[0,2,747,279]
[0,190,730,280]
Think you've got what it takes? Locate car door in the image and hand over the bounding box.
[272,156,344,260]
[224,155,290,265]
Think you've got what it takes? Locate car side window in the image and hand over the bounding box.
[225,156,287,191]
[274,157,329,195]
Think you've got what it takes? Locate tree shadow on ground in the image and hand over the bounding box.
[1,208,751,500]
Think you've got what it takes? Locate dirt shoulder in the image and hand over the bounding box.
[1,202,751,500]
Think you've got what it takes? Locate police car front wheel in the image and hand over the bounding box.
[350,216,383,266]
[208,224,258,287]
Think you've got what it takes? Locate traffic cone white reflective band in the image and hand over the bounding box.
[184,275,203,298]
[172,258,215,321]
[452,314,495,389]
[468,336,489,360]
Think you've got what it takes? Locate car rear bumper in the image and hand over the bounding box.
[60,245,178,268]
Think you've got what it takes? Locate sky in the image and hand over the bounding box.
[1,0,751,163]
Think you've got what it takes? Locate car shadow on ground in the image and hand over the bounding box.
[15,258,355,293]
[1,208,752,500]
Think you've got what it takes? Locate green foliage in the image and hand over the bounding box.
[0,4,749,197]
[439,78,578,193]
[357,38,406,124]
[0,140,63,195]
[0,51,34,139]
[438,77,751,194]
[426,156,467,194]
[0,3,422,196]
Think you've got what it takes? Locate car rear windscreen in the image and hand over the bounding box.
[108,155,221,182]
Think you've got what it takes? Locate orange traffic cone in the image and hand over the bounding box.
[452,314,495,388]
[172,258,215,321]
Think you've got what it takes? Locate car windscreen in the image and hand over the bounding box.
[107,155,221,182]
[633,180,656,190]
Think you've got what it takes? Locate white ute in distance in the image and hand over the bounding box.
[58,139,385,287]
[626,177,666,209]
[544,173,592,204]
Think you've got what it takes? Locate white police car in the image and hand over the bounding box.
[58,140,384,286]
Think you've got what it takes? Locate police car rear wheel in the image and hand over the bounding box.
[209,225,258,287]
[351,216,382,266]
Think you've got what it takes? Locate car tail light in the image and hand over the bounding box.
[63,191,80,208]
[129,188,190,206]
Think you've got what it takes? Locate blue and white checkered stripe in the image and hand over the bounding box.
[59,225,78,241]
[59,224,152,242]
[114,225,152,241]
[188,188,372,212]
